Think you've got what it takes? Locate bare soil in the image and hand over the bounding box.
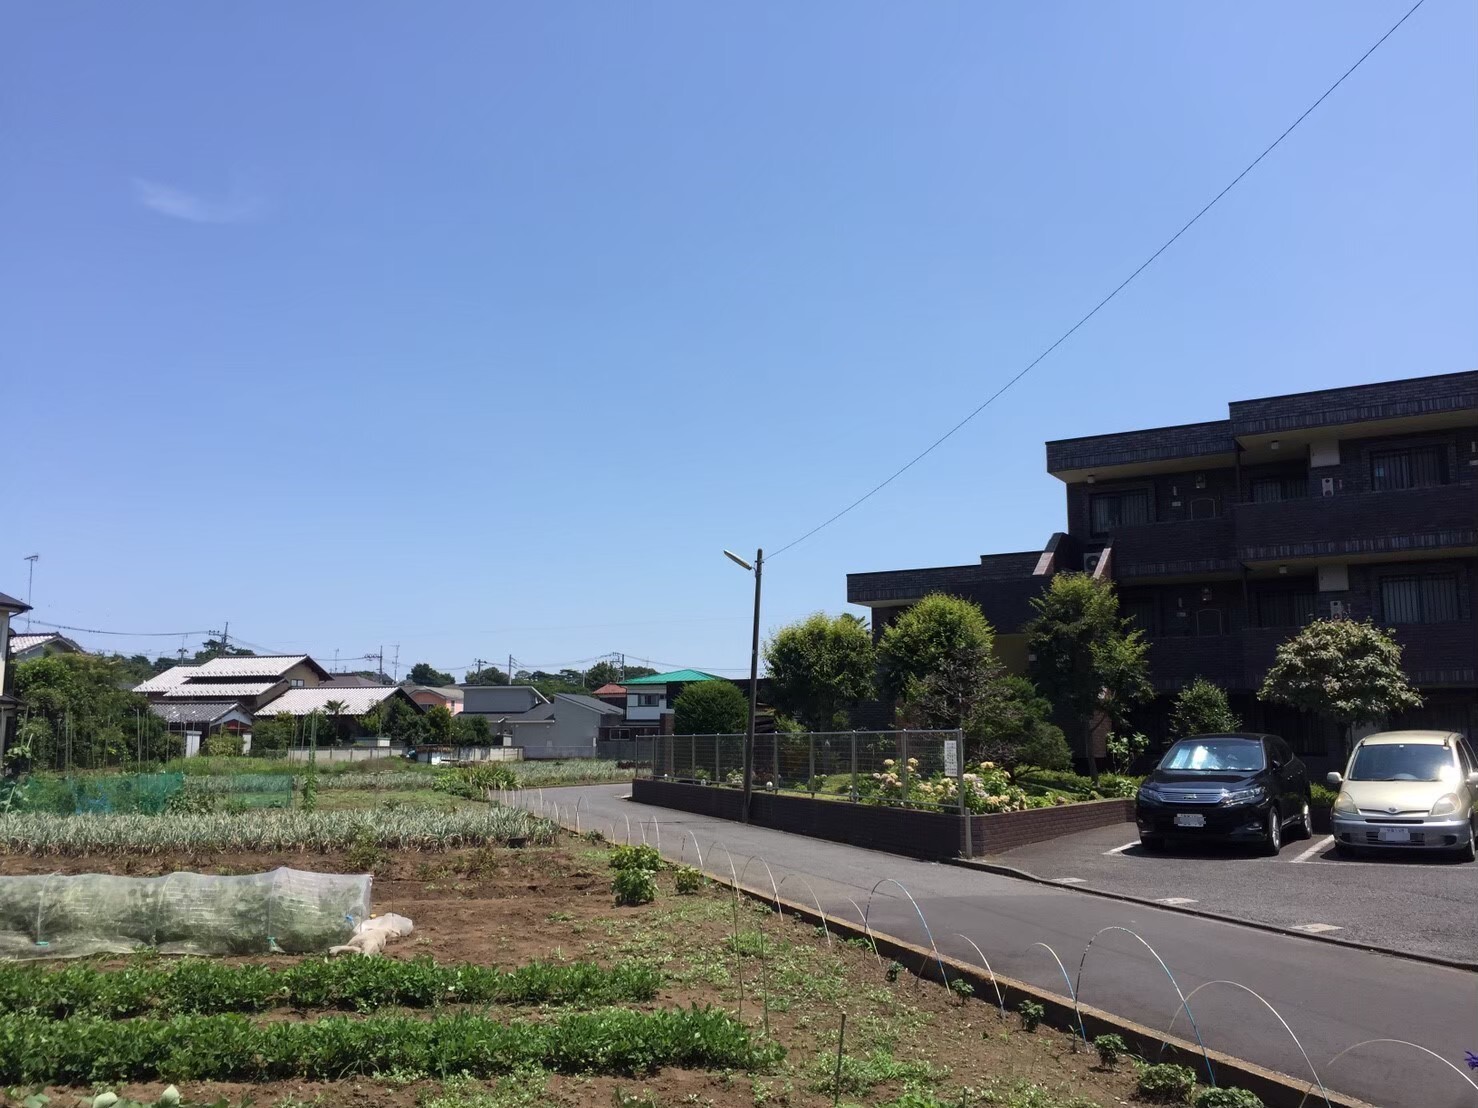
[0,842,1153,1107]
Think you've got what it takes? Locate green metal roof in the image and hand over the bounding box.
[619,669,720,686]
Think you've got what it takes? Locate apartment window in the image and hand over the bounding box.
[1254,591,1317,628]
[1248,476,1305,503]
[1195,609,1224,636]
[1089,489,1151,534]
[1370,446,1447,491]
[1190,497,1218,520]
[1381,575,1460,624]
[636,693,662,708]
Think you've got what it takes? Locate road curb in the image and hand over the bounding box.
[709,870,1378,1108]
[947,856,1478,974]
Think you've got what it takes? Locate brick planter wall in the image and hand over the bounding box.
[966,798,1134,854]
[631,779,1133,859]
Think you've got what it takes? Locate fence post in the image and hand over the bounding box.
[954,729,972,857]
[850,731,858,802]
[771,732,780,791]
[690,735,696,781]
[808,733,816,796]
[900,730,910,803]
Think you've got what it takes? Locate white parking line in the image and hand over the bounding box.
[1291,923,1343,934]
[1102,840,1140,856]
[1289,836,1334,864]
[1156,897,1198,906]
[1055,877,1087,884]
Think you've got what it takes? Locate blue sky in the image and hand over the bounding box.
[3,2,1474,678]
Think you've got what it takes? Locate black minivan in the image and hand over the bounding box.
[1135,733,1312,855]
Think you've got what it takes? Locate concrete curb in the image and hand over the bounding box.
[947,855,1478,974]
[712,872,1378,1108]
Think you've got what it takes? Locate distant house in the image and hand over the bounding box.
[620,669,724,726]
[0,591,31,761]
[136,654,333,713]
[323,673,389,688]
[592,683,627,708]
[254,684,421,722]
[407,685,464,715]
[7,633,83,663]
[460,686,622,758]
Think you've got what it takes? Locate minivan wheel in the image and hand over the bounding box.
[1456,825,1477,864]
[1290,798,1312,841]
[1140,834,1166,854]
[1261,806,1282,856]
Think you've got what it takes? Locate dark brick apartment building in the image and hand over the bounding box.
[847,370,1478,768]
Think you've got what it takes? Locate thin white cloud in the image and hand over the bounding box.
[131,177,264,224]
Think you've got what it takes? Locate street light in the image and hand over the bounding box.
[723,548,762,823]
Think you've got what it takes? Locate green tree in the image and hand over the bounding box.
[455,713,491,743]
[968,676,1071,770]
[464,665,510,686]
[13,654,165,770]
[764,612,875,731]
[1259,618,1422,755]
[1026,573,1150,781]
[673,680,748,735]
[1170,677,1241,737]
[425,704,455,744]
[323,699,349,746]
[383,697,427,743]
[878,594,1001,729]
[252,712,296,755]
[408,662,455,687]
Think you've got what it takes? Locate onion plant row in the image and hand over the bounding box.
[183,772,432,795]
[0,807,555,855]
[0,955,661,1018]
[0,1006,779,1084]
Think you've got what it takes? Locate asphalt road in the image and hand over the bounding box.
[984,823,1478,965]
[536,784,1478,1108]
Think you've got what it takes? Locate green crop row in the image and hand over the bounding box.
[181,772,432,795]
[0,806,554,855]
[0,1006,780,1085]
[0,956,661,1018]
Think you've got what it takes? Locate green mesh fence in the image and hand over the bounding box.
[13,774,186,816]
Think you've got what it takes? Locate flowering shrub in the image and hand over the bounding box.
[868,759,1033,814]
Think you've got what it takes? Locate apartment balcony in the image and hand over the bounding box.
[1106,515,1239,581]
[1393,625,1478,687]
[1145,634,1246,692]
[1236,485,1477,564]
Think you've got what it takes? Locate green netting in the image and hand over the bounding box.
[0,868,371,960]
[13,774,185,816]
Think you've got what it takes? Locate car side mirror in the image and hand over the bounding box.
[1269,757,1282,770]
[1467,771,1478,790]
[1326,771,1343,788]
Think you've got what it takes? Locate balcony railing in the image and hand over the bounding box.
[1105,515,1238,580]
[1236,485,1477,563]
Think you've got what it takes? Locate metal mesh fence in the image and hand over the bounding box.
[645,730,966,812]
[10,773,186,816]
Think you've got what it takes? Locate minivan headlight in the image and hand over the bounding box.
[1333,791,1357,814]
[1137,783,1162,803]
[1430,794,1461,817]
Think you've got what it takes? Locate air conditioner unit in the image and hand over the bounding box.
[1083,553,1103,574]
[1329,600,1347,619]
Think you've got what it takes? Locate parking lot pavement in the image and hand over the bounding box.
[982,822,1478,965]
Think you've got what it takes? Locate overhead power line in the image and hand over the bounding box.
[26,620,211,638]
[769,0,1428,559]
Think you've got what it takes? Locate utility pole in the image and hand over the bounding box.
[22,555,37,630]
[392,644,400,682]
[508,653,514,685]
[222,621,229,655]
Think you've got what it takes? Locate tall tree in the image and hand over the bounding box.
[764,612,875,731]
[323,699,349,745]
[1259,618,1422,756]
[673,681,748,735]
[878,594,1001,730]
[425,704,455,744]
[407,662,455,687]
[14,654,167,769]
[1026,573,1150,781]
[968,676,1071,770]
[463,665,510,686]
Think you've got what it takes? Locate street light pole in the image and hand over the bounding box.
[725,548,764,824]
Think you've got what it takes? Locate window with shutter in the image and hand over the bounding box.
[1370,446,1447,491]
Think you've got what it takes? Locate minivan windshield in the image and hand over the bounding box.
[1160,739,1264,773]
[1348,743,1456,783]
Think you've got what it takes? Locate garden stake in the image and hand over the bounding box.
[831,1010,847,1107]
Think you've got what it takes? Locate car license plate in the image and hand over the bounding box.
[1174,814,1206,828]
[1377,827,1411,843]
